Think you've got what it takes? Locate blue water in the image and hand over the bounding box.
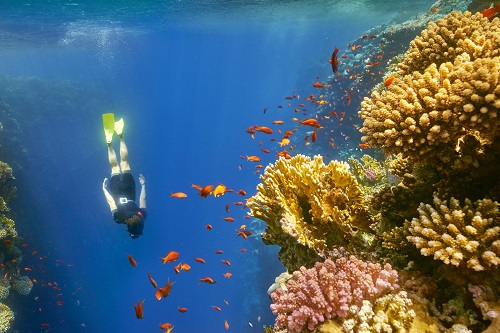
[0,1,440,332]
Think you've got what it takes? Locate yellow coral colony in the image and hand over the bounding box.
[358,11,499,169]
[407,196,500,271]
[247,154,372,255]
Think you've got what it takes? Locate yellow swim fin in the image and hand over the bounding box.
[114,118,124,136]
[102,113,115,144]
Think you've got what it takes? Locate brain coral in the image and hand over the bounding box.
[407,196,500,271]
[248,154,373,255]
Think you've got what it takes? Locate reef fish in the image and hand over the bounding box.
[133,299,145,319]
[482,2,500,18]
[329,46,340,73]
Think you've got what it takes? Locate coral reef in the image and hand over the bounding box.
[0,302,14,333]
[407,196,500,271]
[260,8,500,333]
[270,256,398,332]
[248,154,374,262]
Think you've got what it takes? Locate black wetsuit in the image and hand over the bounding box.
[109,172,147,239]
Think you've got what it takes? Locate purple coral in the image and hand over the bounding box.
[270,256,399,332]
[365,168,377,181]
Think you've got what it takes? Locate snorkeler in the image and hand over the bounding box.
[101,113,146,239]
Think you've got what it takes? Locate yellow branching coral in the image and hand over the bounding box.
[247,154,373,255]
[359,54,499,168]
[406,196,500,271]
[0,302,13,333]
[398,11,500,76]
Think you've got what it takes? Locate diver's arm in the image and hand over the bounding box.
[102,178,117,212]
[139,174,146,209]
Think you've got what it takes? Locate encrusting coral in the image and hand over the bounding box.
[247,154,373,257]
[406,195,500,271]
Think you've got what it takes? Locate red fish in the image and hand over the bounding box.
[329,47,340,73]
[255,126,273,134]
[127,255,137,267]
[206,224,213,230]
[133,300,145,319]
[312,81,325,88]
[482,2,500,18]
[212,305,222,311]
[161,278,175,298]
[199,185,214,198]
[199,277,216,284]
[148,272,158,288]
[194,257,206,264]
[215,250,224,254]
[178,306,188,313]
[300,118,321,128]
[223,217,235,222]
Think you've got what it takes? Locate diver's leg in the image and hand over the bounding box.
[119,136,131,172]
[108,143,121,174]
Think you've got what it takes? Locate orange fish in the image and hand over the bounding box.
[215,250,224,254]
[223,217,235,222]
[300,118,321,128]
[199,185,214,198]
[161,278,175,298]
[160,323,174,331]
[213,184,227,197]
[56,301,64,305]
[155,288,163,301]
[161,251,180,264]
[134,299,145,319]
[240,248,247,252]
[191,183,203,191]
[237,190,247,196]
[148,272,158,288]
[311,130,317,143]
[384,76,395,86]
[181,263,191,271]
[194,257,206,264]
[221,260,231,266]
[223,272,232,278]
[170,192,187,198]
[237,231,248,239]
[225,204,230,212]
[128,255,137,267]
[312,81,325,88]
[178,306,188,313]
[212,305,222,311]
[206,224,213,230]
[482,2,500,18]
[272,120,284,125]
[358,143,371,149]
[255,126,273,134]
[199,277,216,284]
[224,320,229,330]
[246,155,261,162]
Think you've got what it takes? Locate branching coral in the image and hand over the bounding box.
[398,11,500,76]
[406,196,500,271]
[359,54,500,170]
[359,10,500,174]
[248,154,373,255]
[0,302,14,333]
[270,256,399,332]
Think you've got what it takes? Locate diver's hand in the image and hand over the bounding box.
[139,174,145,186]
[102,178,108,190]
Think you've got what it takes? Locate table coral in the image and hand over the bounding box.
[248,154,373,255]
[406,196,500,271]
[269,256,399,332]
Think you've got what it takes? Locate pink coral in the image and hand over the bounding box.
[270,256,399,332]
